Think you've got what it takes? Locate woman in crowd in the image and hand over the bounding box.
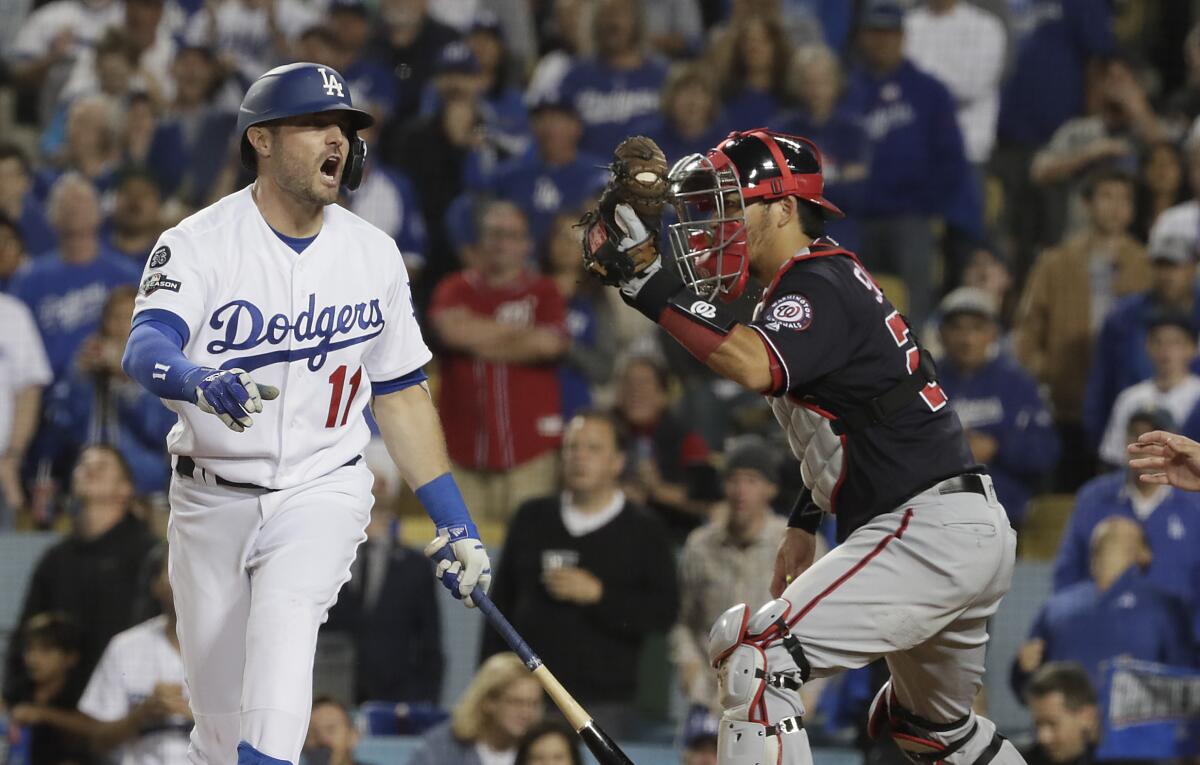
[514,720,583,765]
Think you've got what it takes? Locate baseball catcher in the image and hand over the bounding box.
[581,130,1024,765]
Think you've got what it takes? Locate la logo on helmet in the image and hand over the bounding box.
[318,67,344,97]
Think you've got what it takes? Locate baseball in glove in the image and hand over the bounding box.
[579,135,672,287]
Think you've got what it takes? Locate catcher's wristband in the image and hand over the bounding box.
[787,488,824,534]
[625,268,739,362]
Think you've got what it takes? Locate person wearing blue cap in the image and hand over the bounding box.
[329,0,399,122]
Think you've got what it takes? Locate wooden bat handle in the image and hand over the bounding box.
[533,664,591,731]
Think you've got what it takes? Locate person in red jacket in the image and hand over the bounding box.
[429,200,569,524]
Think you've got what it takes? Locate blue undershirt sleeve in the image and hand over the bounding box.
[122,313,209,402]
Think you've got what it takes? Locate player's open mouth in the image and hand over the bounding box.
[320,155,340,184]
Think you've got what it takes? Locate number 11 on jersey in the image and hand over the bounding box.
[326,364,364,428]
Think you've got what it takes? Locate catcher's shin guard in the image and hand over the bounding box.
[708,601,813,764]
[867,682,1024,765]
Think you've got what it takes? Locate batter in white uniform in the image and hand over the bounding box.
[121,62,491,765]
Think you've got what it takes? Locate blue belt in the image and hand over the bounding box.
[174,455,361,491]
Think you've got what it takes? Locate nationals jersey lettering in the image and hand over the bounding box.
[131,186,431,489]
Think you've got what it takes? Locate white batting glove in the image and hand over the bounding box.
[191,367,280,432]
[424,527,492,608]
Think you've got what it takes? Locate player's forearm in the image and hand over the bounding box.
[7,386,42,460]
[122,319,208,402]
[372,384,455,489]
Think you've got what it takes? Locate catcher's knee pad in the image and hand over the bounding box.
[867,681,1011,765]
[717,715,810,765]
[708,601,810,724]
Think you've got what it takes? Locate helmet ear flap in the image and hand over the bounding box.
[341,134,367,190]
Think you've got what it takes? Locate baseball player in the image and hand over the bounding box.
[120,63,491,765]
[580,130,1023,765]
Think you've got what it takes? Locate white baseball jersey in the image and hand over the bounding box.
[132,186,432,489]
[78,615,190,765]
[0,294,52,455]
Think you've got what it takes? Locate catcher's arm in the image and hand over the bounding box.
[579,136,774,393]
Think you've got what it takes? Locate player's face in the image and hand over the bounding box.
[562,417,624,494]
[487,677,544,740]
[1030,692,1095,763]
[264,113,353,207]
[939,313,996,372]
[525,731,574,765]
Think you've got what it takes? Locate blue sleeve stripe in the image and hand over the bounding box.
[371,367,429,396]
[132,308,191,347]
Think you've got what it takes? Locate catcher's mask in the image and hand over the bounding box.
[667,129,844,302]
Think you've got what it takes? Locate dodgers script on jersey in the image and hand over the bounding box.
[132,186,432,489]
[749,241,976,540]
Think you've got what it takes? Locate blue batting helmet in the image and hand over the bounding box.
[236,62,375,189]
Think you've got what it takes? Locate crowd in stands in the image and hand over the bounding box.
[5,0,1200,762]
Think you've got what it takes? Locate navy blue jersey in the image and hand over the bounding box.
[752,242,975,539]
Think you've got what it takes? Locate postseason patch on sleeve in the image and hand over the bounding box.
[148,245,171,268]
[763,294,813,331]
[140,272,181,296]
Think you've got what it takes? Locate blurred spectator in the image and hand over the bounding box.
[1031,59,1167,239]
[5,613,90,765]
[37,95,122,198]
[1098,314,1200,469]
[77,544,191,763]
[1085,211,1200,444]
[679,707,719,765]
[526,0,591,105]
[304,697,363,765]
[903,0,1006,168]
[464,11,531,158]
[486,91,606,251]
[329,0,397,122]
[381,42,489,294]
[148,44,239,207]
[1013,169,1148,489]
[776,46,868,252]
[40,285,175,496]
[3,444,157,708]
[615,353,716,538]
[1053,407,1200,610]
[185,0,317,86]
[671,439,786,711]
[557,0,668,157]
[342,121,430,278]
[428,200,567,523]
[0,144,55,257]
[842,0,974,324]
[0,293,51,528]
[119,92,162,175]
[636,64,727,166]
[1021,663,1100,765]
[543,212,618,420]
[961,244,1014,323]
[1013,516,1194,696]
[326,460,442,704]
[59,0,174,108]
[103,169,166,264]
[1167,26,1200,130]
[514,720,583,765]
[11,174,140,380]
[0,216,30,293]
[406,652,544,765]
[993,0,1115,278]
[936,288,1059,527]
[640,0,703,58]
[376,0,461,122]
[709,13,792,131]
[482,411,678,738]
[1134,141,1186,241]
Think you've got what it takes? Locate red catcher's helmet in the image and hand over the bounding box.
[667,128,844,301]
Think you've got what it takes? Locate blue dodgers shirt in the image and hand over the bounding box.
[1025,568,1196,690]
[938,354,1060,525]
[487,147,609,248]
[842,60,971,220]
[9,249,140,378]
[559,55,669,157]
[997,0,1116,147]
[1053,472,1200,608]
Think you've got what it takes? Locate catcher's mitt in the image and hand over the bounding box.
[579,136,671,286]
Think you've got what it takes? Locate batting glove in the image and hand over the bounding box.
[188,367,280,432]
[610,203,663,299]
[424,525,492,608]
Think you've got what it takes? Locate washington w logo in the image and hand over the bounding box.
[318,67,344,97]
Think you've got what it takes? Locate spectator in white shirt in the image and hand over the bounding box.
[0,293,51,527]
[77,544,191,765]
[1100,312,1200,467]
[903,0,1006,166]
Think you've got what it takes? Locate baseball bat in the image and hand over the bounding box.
[431,547,637,765]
